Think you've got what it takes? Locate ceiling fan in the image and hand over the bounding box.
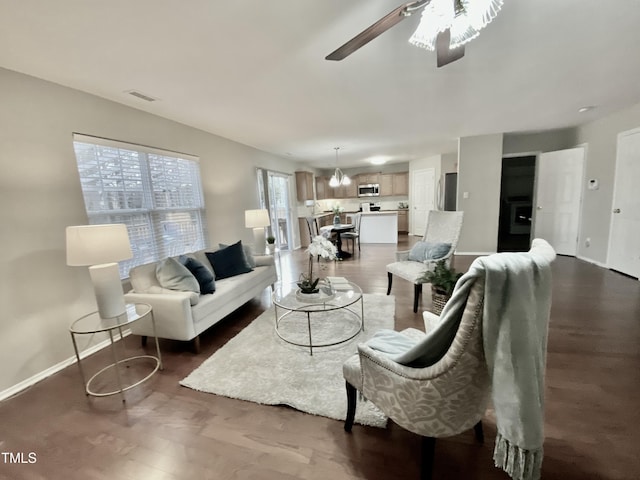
[326,0,503,67]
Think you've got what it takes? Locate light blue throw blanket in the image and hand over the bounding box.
[367,238,555,480]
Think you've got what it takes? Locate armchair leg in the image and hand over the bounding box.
[387,272,393,295]
[473,421,484,443]
[421,436,436,480]
[140,335,148,347]
[413,283,422,313]
[344,381,357,432]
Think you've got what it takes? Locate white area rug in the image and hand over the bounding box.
[180,293,394,427]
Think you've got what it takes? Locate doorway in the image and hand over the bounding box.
[533,147,585,256]
[608,128,640,278]
[257,169,294,252]
[410,168,435,236]
[497,156,535,252]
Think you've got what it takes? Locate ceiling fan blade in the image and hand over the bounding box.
[325,3,416,61]
[435,28,465,67]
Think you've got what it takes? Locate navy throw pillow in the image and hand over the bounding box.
[206,241,253,280]
[180,256,215,294]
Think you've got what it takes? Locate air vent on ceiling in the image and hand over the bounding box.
[125,90,158,102]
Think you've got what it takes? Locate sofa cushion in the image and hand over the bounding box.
[219,242,256,268]
[206,241,253,280]
[191,265,274,325]
[180,256,215,294]
[156,257,200,293]
[130,262,162,293]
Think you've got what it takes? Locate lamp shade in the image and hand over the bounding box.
[244,209,271,229]
[66,224,132,266]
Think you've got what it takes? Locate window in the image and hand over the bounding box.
[72,134,207,278]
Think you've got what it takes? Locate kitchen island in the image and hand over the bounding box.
[359,211,398,244]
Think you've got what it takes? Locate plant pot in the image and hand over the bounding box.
[431,287,451,315]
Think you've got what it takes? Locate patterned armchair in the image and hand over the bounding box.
[343,276,490,480]
[386,210,463,312]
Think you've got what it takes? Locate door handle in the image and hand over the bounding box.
[613,208,621,213]
[536,206,542,210]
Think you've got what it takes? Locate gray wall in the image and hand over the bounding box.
[456,134,504,253]
[0,68,301,395]
[575,102,640,263]
[503,129,577,155]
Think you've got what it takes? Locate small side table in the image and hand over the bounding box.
[69,303,163,402]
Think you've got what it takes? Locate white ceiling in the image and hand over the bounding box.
[1,0,640,168]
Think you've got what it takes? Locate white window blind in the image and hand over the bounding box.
[72,134,207,278]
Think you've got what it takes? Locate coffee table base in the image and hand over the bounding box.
[274,302,364,355]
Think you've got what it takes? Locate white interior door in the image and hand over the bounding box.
[608,129,640,278]
[533,147,585,255]
[410,168,435,236]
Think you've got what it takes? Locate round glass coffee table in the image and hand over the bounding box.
[272,281,364,355]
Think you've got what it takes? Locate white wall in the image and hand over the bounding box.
[0,67,302,396]
[575,102,640,264]
[456,134,504,253]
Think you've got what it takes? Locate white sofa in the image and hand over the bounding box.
[124,248,277,350]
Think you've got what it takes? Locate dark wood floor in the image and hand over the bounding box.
[2,236,639,479]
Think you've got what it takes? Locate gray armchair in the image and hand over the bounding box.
[343,276,489,480]
[345,239,556,480]
[386,210,463,312]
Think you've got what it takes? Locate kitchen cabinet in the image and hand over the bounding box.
[315,176,329,200]
[378,172,408,196]
[392,172,409,195]
[340,180,358,198]
[317,177,357,199]
[397,210,408,232]
[295,171,314,201]
[379,174,394,196]
[357,173,380,185]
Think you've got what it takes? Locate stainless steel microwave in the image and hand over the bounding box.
[358,184,380,197]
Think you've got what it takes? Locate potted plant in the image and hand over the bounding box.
[419,260,463,314]
[266,235,276,254]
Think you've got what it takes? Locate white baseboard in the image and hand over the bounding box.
[576,255,608,269]
[455,252,495,256]
[0,330,131,403]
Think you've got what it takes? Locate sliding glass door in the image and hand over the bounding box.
[257,169,293,251]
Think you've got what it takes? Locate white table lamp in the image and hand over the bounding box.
[245,209,271,255]
[66,224,133,319]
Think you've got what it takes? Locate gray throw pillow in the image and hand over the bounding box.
[425,242,451,260]
[408,241,430,262]
[408,241,452,262]
[156,257,200,293]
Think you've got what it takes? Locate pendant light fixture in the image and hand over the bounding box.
[329,147,351,188]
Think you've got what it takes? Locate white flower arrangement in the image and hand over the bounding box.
[298,235,337,293]
[332,204,344,215]
[307,235,337,259]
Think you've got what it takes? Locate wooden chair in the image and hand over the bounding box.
[341,213,361,254]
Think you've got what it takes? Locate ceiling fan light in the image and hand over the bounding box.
[409,0,504,52]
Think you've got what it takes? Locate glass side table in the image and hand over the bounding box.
[69,303,163,402]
